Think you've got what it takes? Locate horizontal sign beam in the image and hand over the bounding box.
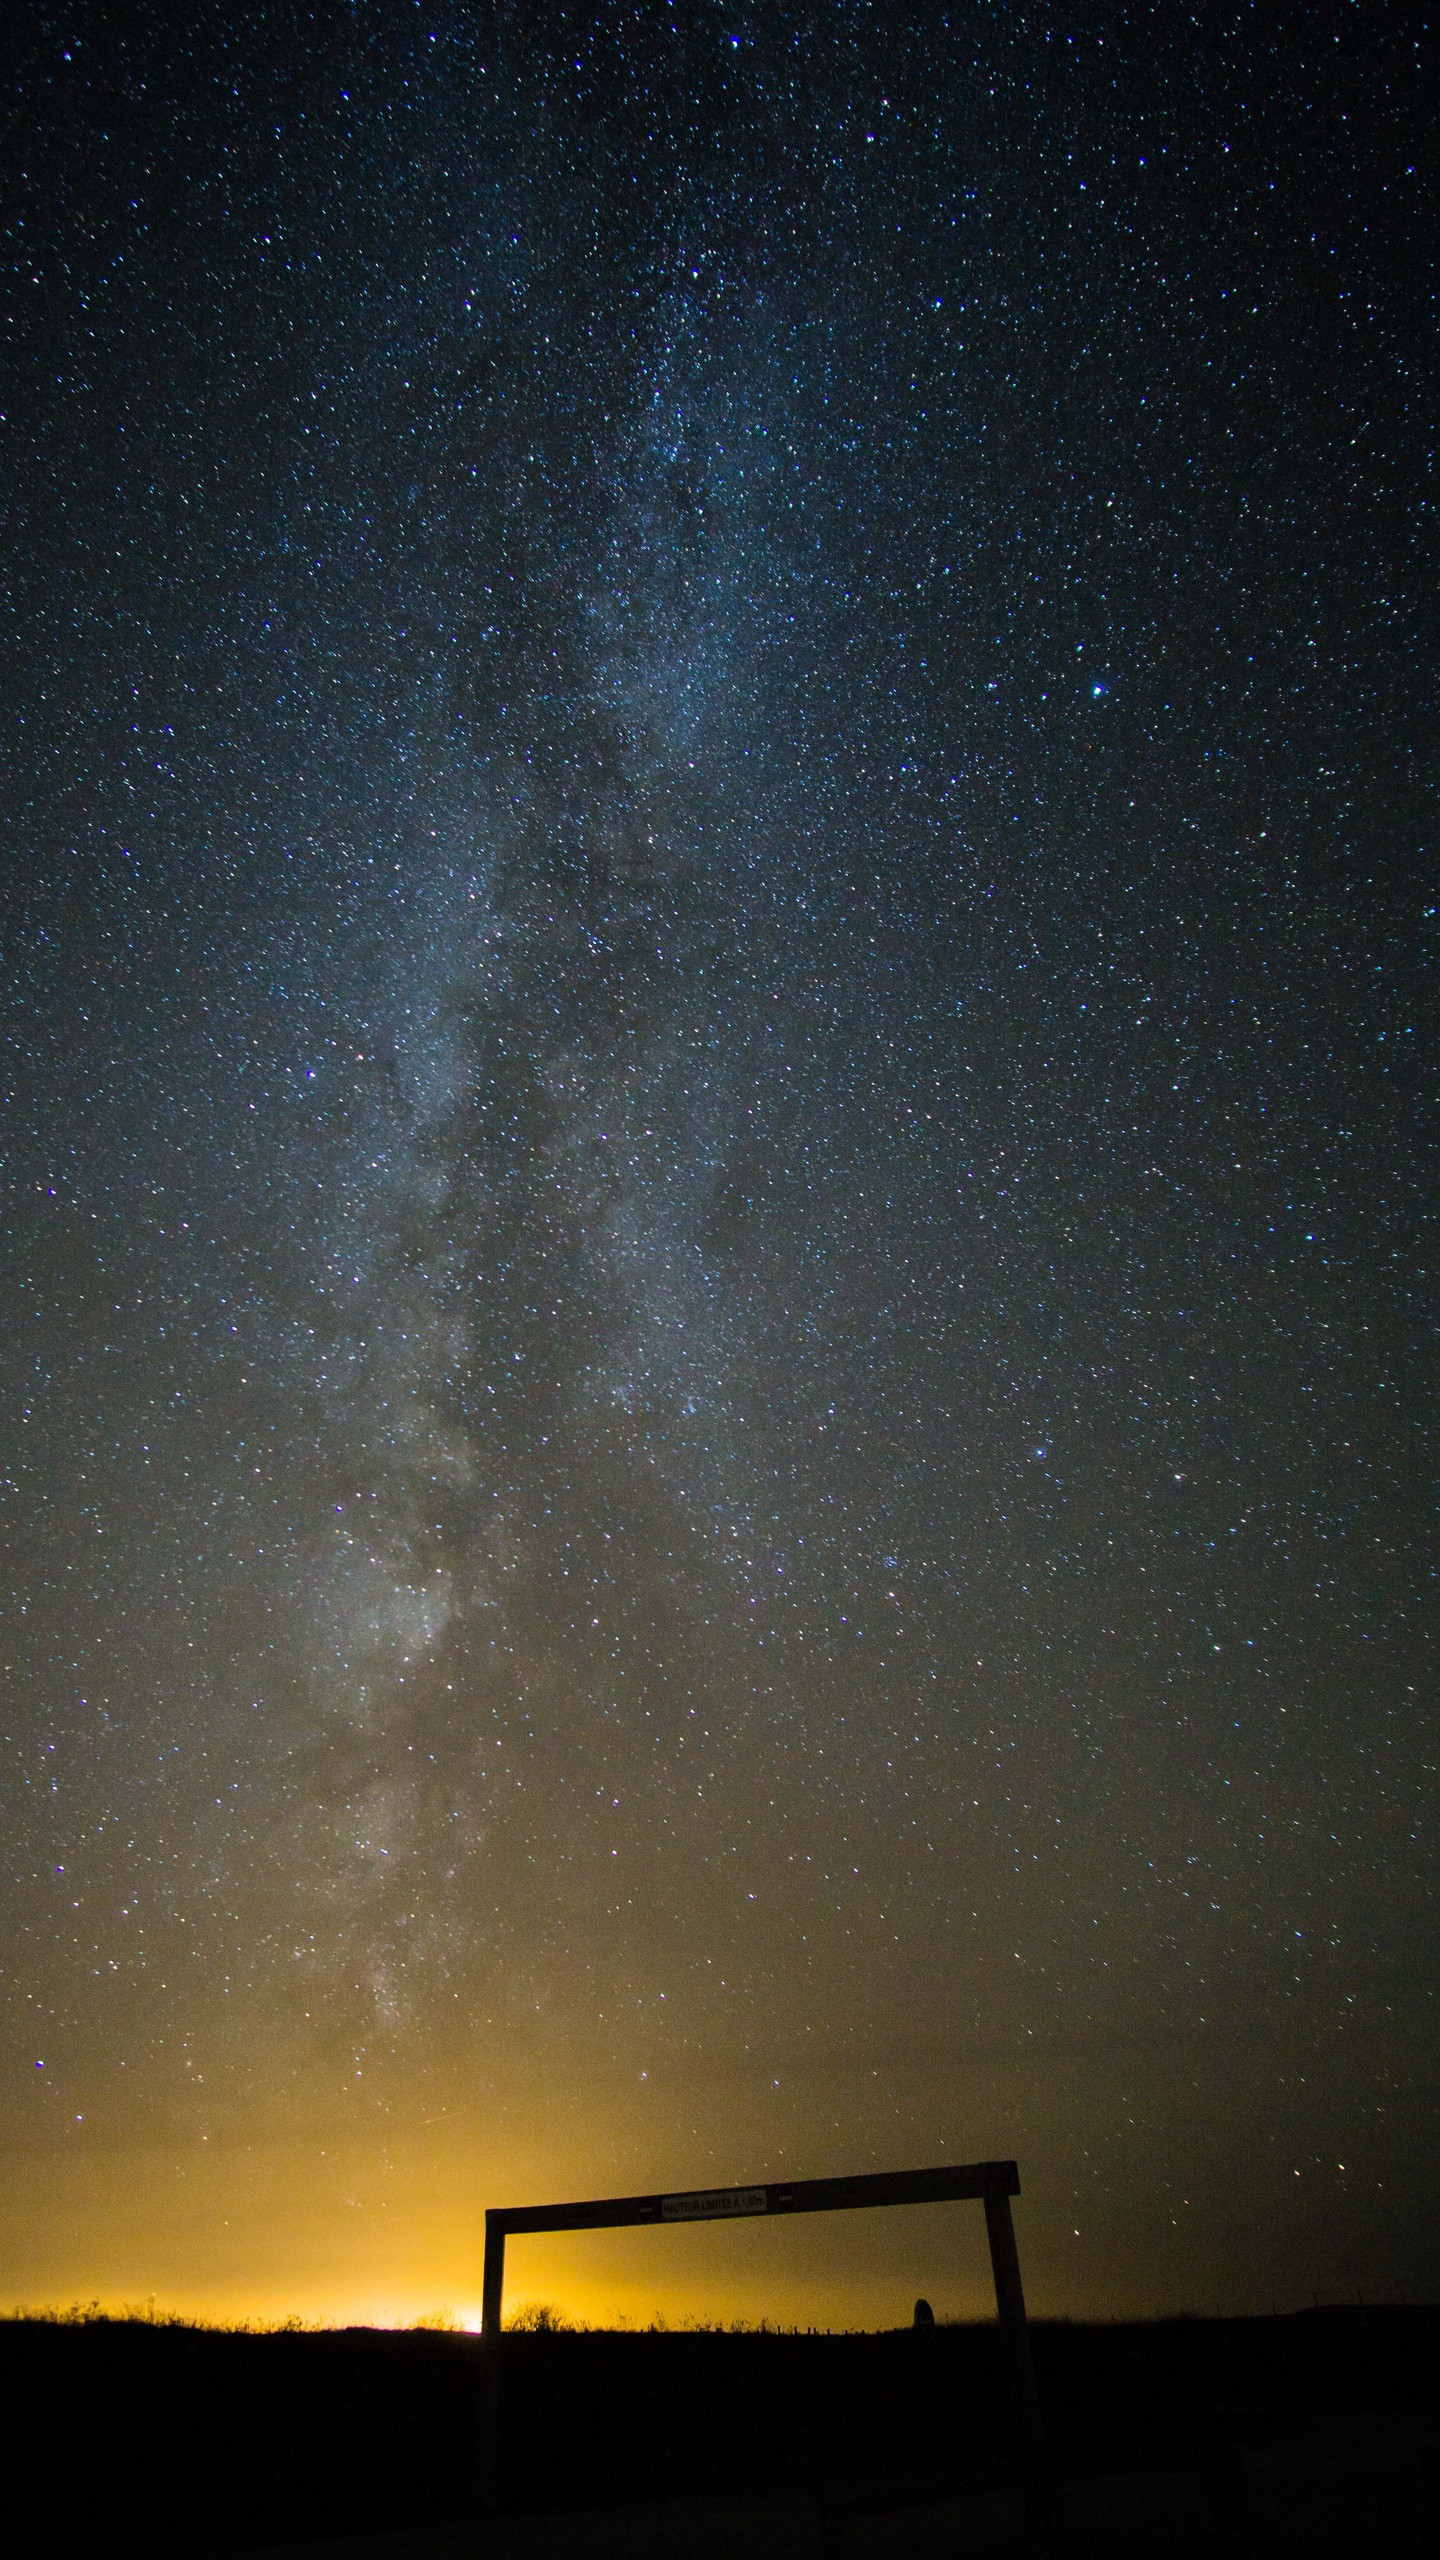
[488,2158,1019,2238]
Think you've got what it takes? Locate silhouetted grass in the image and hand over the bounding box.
[1,2302,1434,2553]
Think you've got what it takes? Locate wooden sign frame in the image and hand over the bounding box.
[476,2156,1042,2511]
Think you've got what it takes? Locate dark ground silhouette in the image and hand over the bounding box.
[4,2303,1435,2554]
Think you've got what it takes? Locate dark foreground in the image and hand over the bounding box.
[6,2304,1436,2556]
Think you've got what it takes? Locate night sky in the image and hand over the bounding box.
[2,2,1434,2331]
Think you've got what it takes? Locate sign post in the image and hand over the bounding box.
[475,2154,1051,2536]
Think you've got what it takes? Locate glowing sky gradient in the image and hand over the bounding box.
[2,2,1434,2331]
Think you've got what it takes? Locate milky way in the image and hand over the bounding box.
[2,6,1433,2322]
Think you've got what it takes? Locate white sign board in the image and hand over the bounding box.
[661,2186,769,2222]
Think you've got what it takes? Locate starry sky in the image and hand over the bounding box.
[1,1,1435,2330]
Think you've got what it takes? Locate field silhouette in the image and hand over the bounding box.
[4,2302,1435,2554]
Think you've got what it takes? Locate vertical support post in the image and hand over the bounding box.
[983,2187,1042,2457]
[475,2214,506,2511]
[984,2187,1058,2554]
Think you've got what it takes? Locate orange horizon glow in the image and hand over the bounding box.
[1,2060,1414,2341]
